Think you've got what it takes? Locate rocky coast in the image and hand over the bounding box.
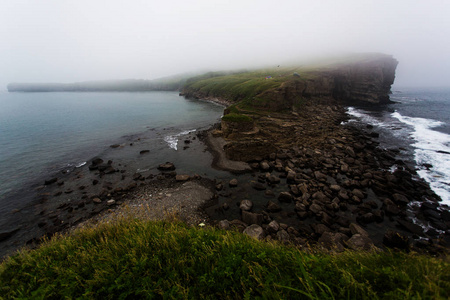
[1,53,449,259]
[201,101,450,254]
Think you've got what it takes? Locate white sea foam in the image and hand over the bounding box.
[76,161,87,168]
[346,107,386,127]
[164,129,197,151]
[392,111,450,204]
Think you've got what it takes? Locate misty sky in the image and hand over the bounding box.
[1,0,449,89]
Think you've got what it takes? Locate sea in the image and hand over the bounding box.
[0,91,227,220]
[346,86,450,205]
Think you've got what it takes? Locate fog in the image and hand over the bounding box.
[1,0,449,90]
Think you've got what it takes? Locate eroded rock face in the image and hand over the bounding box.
[331,55,398,105]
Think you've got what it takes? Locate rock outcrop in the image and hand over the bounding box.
[182,53,398,110]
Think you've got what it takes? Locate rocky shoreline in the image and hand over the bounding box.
[201,101,450,254]
[1,100,449,259]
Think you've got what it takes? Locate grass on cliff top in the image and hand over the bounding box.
[221,113,253,123]
[1,219,449,299]
[184,67,314,103]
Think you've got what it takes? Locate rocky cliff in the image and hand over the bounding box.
[181,53,398,109]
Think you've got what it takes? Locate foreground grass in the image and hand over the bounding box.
[0,219,449,299]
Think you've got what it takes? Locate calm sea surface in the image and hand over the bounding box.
[0,91,225,215]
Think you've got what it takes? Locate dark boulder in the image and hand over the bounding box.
[242,211,264,225]
[44,178,58,185]
[383,230,410,250]
[266,200,282,212]
[158,162,176,171]
[278,192,294,203]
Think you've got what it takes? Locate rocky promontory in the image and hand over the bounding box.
[182,54,449,253]
[181,53,398,109]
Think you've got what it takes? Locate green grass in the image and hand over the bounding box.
[221,113,253,123]
[184,67,313,104]
[0,219,448,299]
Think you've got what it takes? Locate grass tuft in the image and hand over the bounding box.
[0,219,449,299]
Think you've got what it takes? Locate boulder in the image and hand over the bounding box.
[218,220,230,230]
[349,223,369,237]
[318,232,347,252]
[397,219,424,236]
[309,203,323,214]
[242,211,264,225]
[157,162,176,171]
[267,175,281,184]
[314,224,330,235]
[266,200,282,212]
[251,181,266,190]
[314,171,327,181]
[346,234,375,251]
[383,230,410,250]
[176,175,190,182]
[278,192,294,203]
[44,178,58,185]
[229,179,238,187]
[0,228,20,242]
[91,158,103,166]
[276,230,290,242]
[330,185,341,192]
[239,200,253,211]
[92,198,102,204]
[392,193,409,205]
[260,161,271,171]
[267,220,280,233]
[352,189,365,199]
[140,150,150,154]
[243,224,265,240]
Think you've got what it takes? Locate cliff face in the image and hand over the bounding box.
[253,54,398,110]
[330,55,398,105]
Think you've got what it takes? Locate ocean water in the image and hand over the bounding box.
[0,91,225,215]
[346,87,450,205]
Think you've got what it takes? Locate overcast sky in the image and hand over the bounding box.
[1,0,449,89]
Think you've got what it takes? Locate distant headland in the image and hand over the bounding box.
[8,53,398,106]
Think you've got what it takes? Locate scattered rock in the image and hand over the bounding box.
[0,228,20,242]
[243,224,265,240]
[346,234,375,251]
[349,223,369,237]
[251,181,266,191]
[267,220,280,233]
[157,162,176,171]
[309,204,322,214]
[107,199,116,206]
[266,200,282,212]
[176,175,190,182]
[93,198,102,204]
[267,175,281,184]
[44,178,58,185]
[229,179,238,187]
[240,200,253,211]
[278,192,294,203]
[383,230,410,250]
[218,220,230,230]
[241,211,264,225]
[276,230,290,242]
